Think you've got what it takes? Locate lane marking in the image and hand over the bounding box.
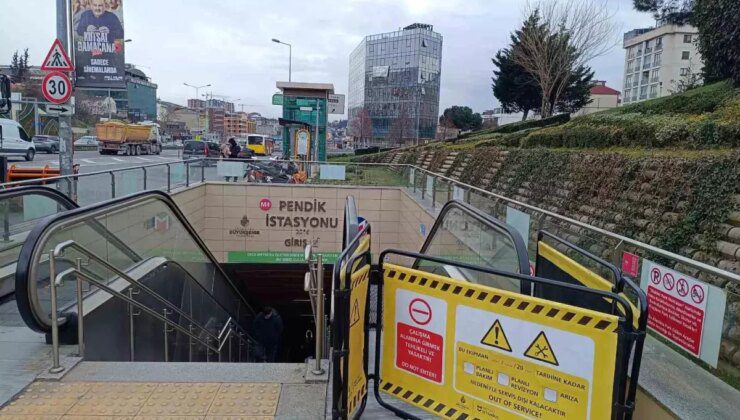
[112,157,126,162]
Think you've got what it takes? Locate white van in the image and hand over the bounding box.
[0,118,35,161]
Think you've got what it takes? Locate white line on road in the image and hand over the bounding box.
[81,159,97,164]
[112,158,126,162]
[135,157,152,162]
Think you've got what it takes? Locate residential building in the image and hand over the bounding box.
[622,24,702,104]
[574,81,621,116]
[348,23,442,147]
[207,108,226,141]
[224,112,257,138]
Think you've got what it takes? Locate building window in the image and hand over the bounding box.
[624,89,631,100]
[655,36,663,50]
[683,34,692,43]
[626,59,634,72]
[625,75,632,87]
[651,68,659,82]
[643,54,651,69]
[640,86,648,99]
[653,52,662,66]
[680,68,690,76]
[682,51,690,60]
[641,71,649,85]
[650,84,658,98]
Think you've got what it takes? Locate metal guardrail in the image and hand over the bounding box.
[3,156,735,286]
[48,239,256,372]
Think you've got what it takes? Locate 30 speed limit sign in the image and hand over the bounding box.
[42,71,72,104]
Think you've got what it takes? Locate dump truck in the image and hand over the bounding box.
[96,120,162,155]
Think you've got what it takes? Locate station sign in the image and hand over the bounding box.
[380,264,621,419]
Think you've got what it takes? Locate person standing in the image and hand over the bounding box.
[252,306,283,362]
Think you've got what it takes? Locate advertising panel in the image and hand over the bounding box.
[72,0,126,88]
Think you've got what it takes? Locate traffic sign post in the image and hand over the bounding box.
[41,38,74,72]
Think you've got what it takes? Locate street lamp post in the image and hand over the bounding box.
[271,39,292,82]
[183,82,211,137]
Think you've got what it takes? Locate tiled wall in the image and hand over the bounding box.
[170,183,431,264]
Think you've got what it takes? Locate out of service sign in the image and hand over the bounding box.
[380,264,620,420]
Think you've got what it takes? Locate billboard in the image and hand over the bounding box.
[72,0,126,89]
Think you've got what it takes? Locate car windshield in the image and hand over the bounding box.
[248,136,263,145]
[184,141,205,151]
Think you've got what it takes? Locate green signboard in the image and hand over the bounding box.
[228,251,341,264]
[272,93,283,105]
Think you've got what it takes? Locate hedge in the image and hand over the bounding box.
[493,113,571,134]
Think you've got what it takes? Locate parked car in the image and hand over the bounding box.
[32,135,61,154]
[74,136,98,146]
[182,140,220,165]
[0,118,36,161]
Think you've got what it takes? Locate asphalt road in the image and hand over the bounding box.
[11,149,185,174]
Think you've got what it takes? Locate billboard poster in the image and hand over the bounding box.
[72,0,126,89]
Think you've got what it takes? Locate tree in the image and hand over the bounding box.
[514,1,617,117]
[350,107,373,148]
[9,49,30,83]
[633,0,694,24]
[439,115,456,140]
[553,64,594,113]
[692,0,740,84]
[388,103,414,146]
[440,106,482,132]
[492,13,544,120]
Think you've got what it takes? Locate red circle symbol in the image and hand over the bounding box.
[690,285,705,304]
[259,198,272,211]
[676,278,689,297]
[408,298,432,326]
[650,267,661,285]
[662,273,675,291]
[41,71,72,104]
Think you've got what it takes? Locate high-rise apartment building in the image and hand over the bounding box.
[348,23,442,147]
[622,24,702,104]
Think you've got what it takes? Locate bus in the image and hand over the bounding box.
[244,134,274,156]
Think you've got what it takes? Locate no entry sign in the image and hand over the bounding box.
[395,289,446,383]
[643,261,708,356]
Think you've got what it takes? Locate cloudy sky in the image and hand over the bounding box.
[1,0,654,119]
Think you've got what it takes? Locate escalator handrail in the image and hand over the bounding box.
[16,190,255,333]
[414,199,531,276]
[0,185,141,263]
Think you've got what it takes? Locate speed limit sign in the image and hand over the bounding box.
[42,71,72,104]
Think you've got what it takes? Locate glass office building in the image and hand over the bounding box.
[348,23,442,146]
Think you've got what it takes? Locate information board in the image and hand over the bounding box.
[380,264,621,420]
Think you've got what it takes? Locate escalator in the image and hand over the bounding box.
[13,190,261,362]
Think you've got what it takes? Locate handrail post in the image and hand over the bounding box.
[166,164,171,192]
[201,158,206,182]
[142,167,147,190]
[312,254,325,374]
[128,288,139,361]
[162,308,171,362]
[185,161,190,187]
[75,258,84,358]
[188,324,194,362]
[49,251,64,373]
[431,176,436,209]
[110,171,115,198]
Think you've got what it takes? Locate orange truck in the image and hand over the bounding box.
[96,120,162,156]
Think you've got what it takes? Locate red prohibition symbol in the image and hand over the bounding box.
[408,298,432,326]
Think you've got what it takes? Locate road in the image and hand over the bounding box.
[10,149,184,174]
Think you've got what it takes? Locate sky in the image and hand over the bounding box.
[0,0,655,119]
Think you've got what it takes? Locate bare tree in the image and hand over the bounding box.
[514,0,618,117]
[389,103,414,146]
[350,107,373,148]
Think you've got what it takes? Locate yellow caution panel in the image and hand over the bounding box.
[346,263,371,418]
[380,264,620,420]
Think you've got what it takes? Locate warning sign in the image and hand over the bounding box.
[480,319,512,352]
[642,260,708,356]
[347,263,371,417]
[524,331,559,366]
[395,289,447,384]
[41,39,74,72]
[381,264,621,420]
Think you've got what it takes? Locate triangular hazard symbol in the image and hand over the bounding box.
[524,331,559,366]
[480,319,512,352]
[350,299,361,327]
[41,39,74,71]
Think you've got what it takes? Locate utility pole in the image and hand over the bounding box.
[56,0,74,177]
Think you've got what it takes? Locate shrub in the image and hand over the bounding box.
[495,113,570,134]
[654,120,691,147]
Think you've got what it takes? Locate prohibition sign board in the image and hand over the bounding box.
[409,298,432,325]
[42,71,72,104]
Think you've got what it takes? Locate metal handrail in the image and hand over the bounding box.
[16,190,256,333]
[0,158,203,189]
[54,240,219,341]
[410,165,740,284]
